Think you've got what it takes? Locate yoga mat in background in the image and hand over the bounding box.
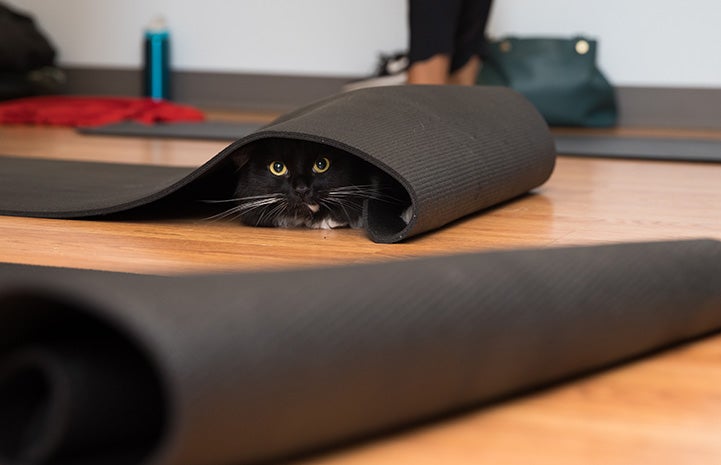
[0,86,557,243]
[555,134,721,162]
[77,121,263,141]
[76,122,721,163]
[1,239,721,465]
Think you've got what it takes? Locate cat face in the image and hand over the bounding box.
[231,139,378,229]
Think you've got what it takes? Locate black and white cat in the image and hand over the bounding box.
[217,139,408,229]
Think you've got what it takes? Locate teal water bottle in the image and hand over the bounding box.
[143,17,171,100]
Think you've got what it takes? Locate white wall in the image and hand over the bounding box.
[6,0,721,88]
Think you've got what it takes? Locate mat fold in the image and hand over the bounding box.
[0,86,556,243]
[1,239,721,465]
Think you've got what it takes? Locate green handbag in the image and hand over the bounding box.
[477,36,618,127]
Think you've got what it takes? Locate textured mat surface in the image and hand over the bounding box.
[77,121,262,141]
[555,134,721,162]
[0,86,556,243]
[1,239,721,465]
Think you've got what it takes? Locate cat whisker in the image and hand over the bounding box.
[204,197,282,222]
[318,197,360,224]
[326,187,406,205]
[255,205,272,226]
[205,208,245,222]
[200,194,284,204]
[256,200,288,226]
[265,202,289,226]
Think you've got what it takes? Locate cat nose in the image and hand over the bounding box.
[294,185,310,198]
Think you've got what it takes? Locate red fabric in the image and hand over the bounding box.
[0,96,205,127]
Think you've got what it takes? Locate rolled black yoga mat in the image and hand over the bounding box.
[1,239,721,465]
[0,86,556,243]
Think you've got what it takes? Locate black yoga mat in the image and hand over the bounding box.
[77,121,263,141]
[0,86,556,243]
[77,123,721,163]
[554,134,721,162]
[1,239,721,465]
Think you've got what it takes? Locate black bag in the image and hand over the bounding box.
[0,2,63,100]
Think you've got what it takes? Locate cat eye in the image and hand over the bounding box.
[268,161,288,176]
[312,157,331,174]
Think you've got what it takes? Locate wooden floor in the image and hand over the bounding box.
[1,115,721,464]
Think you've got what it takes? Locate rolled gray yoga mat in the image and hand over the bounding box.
[1,239,721,465]
[0,86,556,243]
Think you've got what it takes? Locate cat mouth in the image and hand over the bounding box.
[306,203,320,213]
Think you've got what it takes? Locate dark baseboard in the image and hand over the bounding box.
[61,67,353,113]
[615,86,721,129]
[61,67,721,128]
[62,67,142,98]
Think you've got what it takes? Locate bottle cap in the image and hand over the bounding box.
[146,16,167,32]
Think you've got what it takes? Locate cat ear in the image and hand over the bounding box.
[232,149,251,170]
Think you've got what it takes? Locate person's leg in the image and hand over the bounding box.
[448,55,480,85]
[407,0,462,84]
[407,54,451,85]
[448,0,493,85]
